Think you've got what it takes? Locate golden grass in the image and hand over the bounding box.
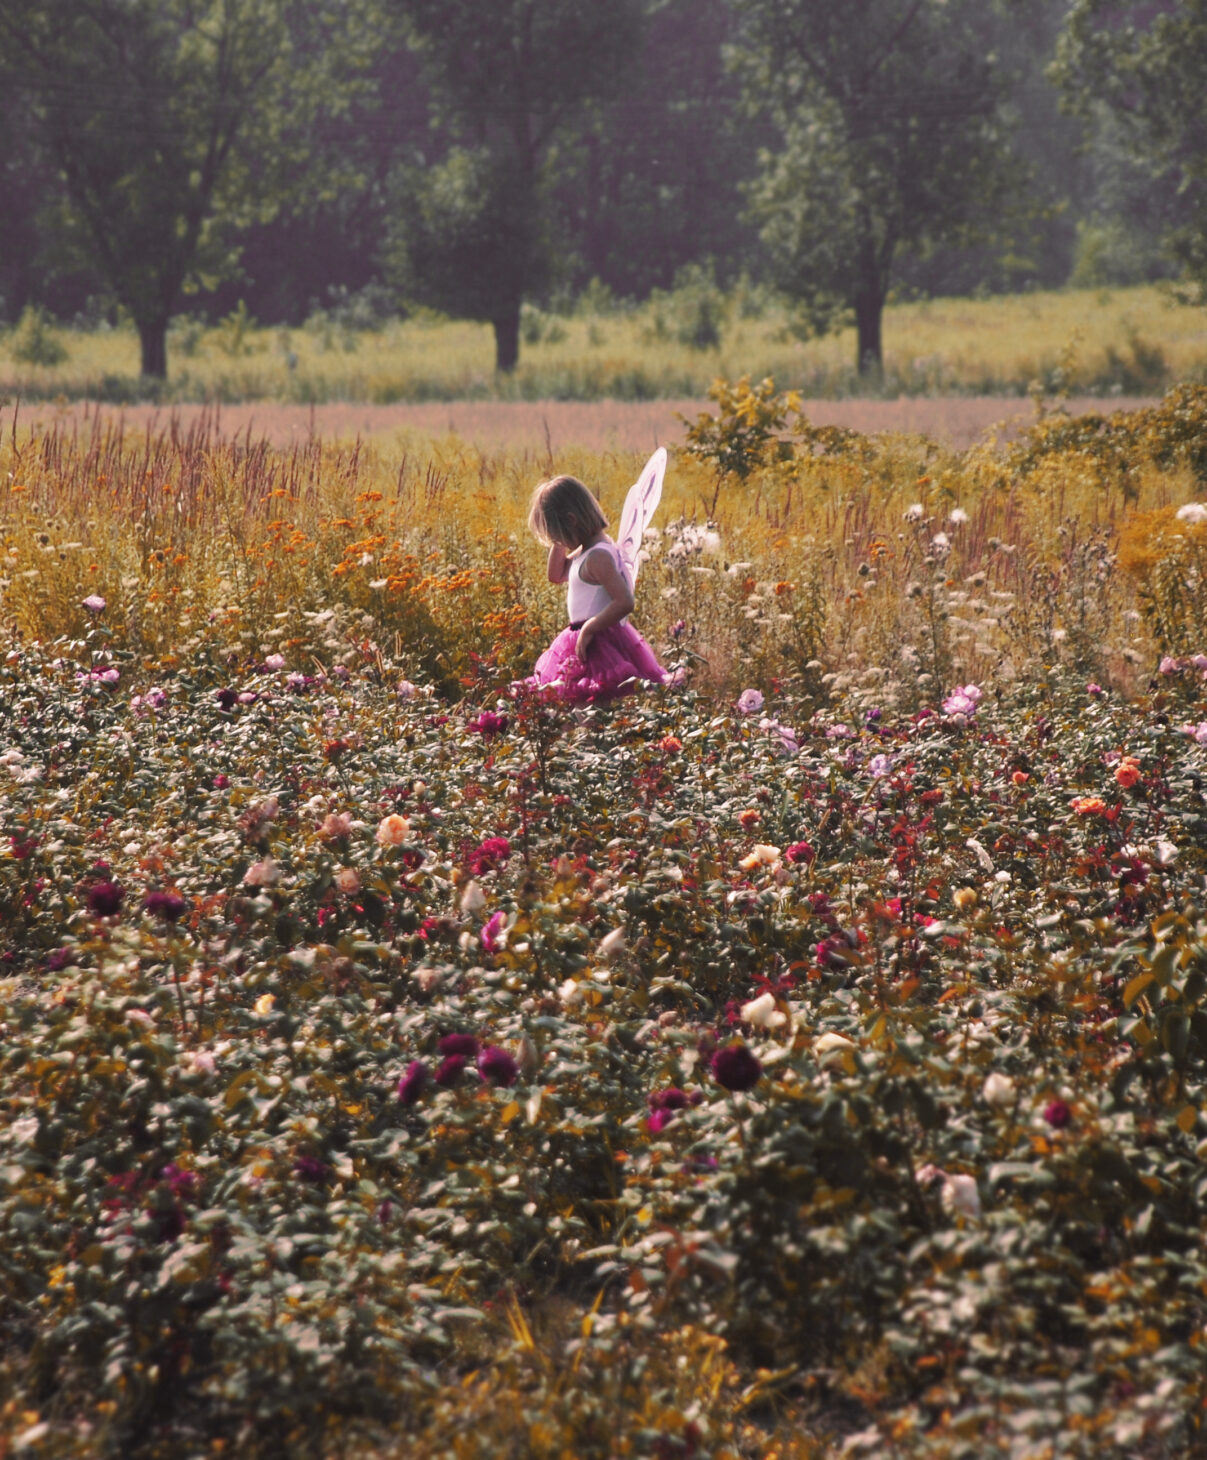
[3,391,1204,705]
[1,285,1204,403]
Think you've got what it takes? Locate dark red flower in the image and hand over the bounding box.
[10,834,38,860]
[144,890,187,922]
[477,1045,519,1086]
[468,711,509,739]
[466,836,512,876]
[438,1032,480,1058]
[434,1054,468,1087]
[647,1087,700,1132]
[397,1060,430,1105]
[1043,1099,1072,1129]
[216,687,238,710]
[293,1155,330,1185]
[784,841,815,865]
[87,881,125,917]
[711,1044,762,1092]
[44,948,73,972]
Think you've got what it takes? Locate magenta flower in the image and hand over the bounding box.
[161,1164,198,1199]
[647,1087,700,1132]
[292,1155,330,1185]
[397,1060,430,1105]
[466,836,512,875]
[86,881,125,917]
[737,688,764,715]
[81,594,106,614]
[1043,1099,1072,1129]
[434,1054,468,1087]
[477,1045,519,1086]
[438,1033,480,1058]
[481,910,507,952]
[143,890,187,922]
[784,841,815,865]
[711,1043,762,1092]
[469,710,509,738]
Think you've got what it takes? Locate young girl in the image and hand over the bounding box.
[524,473,670,701]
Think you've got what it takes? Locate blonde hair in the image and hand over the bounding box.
[527,475,608,549]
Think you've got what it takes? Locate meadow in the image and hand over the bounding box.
[1,383,1207,1457]
[2,283,1205,404]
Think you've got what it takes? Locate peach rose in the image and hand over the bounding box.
[375,814,411,846]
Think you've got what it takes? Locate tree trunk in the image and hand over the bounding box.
[492,306,521,373]
[137,316,169,379]
[853,282,883,380]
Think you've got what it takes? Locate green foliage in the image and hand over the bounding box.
[386,147,547,353]
[213,301,258,360]
[8,303,67,367]
[680,375,801,484]
[646,264,727,352]
[386,0,645,372]
[733,0,1024,375]
[1055,0,1207,292]
[1069,219,1171,290]
[0,0,375,377]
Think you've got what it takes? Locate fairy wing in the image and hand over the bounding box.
[616,447,667,587]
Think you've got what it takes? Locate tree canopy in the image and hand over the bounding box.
[1054,0,1207,296]
[385,0,644,371]
[0,0,372,377]
[731,0,1023,376]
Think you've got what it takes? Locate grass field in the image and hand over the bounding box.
[2,284,1205,404]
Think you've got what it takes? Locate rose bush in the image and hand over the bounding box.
[0,641,1205,1457]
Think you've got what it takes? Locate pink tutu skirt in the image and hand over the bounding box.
[524,621,670,702]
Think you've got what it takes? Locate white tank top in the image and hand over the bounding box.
[567,541,631,624]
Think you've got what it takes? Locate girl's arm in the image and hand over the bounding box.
[575,548,635,660]
[547,543,572,584]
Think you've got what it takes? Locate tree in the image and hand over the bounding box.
[731,0,1022,377]
[0,0,372,378]
[549,0,771,300]
[1054,0,1207,296]
[386,0,644,372]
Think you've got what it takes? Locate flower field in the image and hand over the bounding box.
[2,389,1207,1457]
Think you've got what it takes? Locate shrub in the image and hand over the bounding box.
[10,304,68,367]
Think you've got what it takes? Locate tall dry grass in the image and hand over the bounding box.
[2,389,1205,704]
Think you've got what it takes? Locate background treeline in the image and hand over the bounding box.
[0,0,1201,381]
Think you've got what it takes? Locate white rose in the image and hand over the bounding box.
[982,1072,1016,1109]
[740,992,787,1029]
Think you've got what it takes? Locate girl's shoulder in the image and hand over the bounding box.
[577,537,621,581]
